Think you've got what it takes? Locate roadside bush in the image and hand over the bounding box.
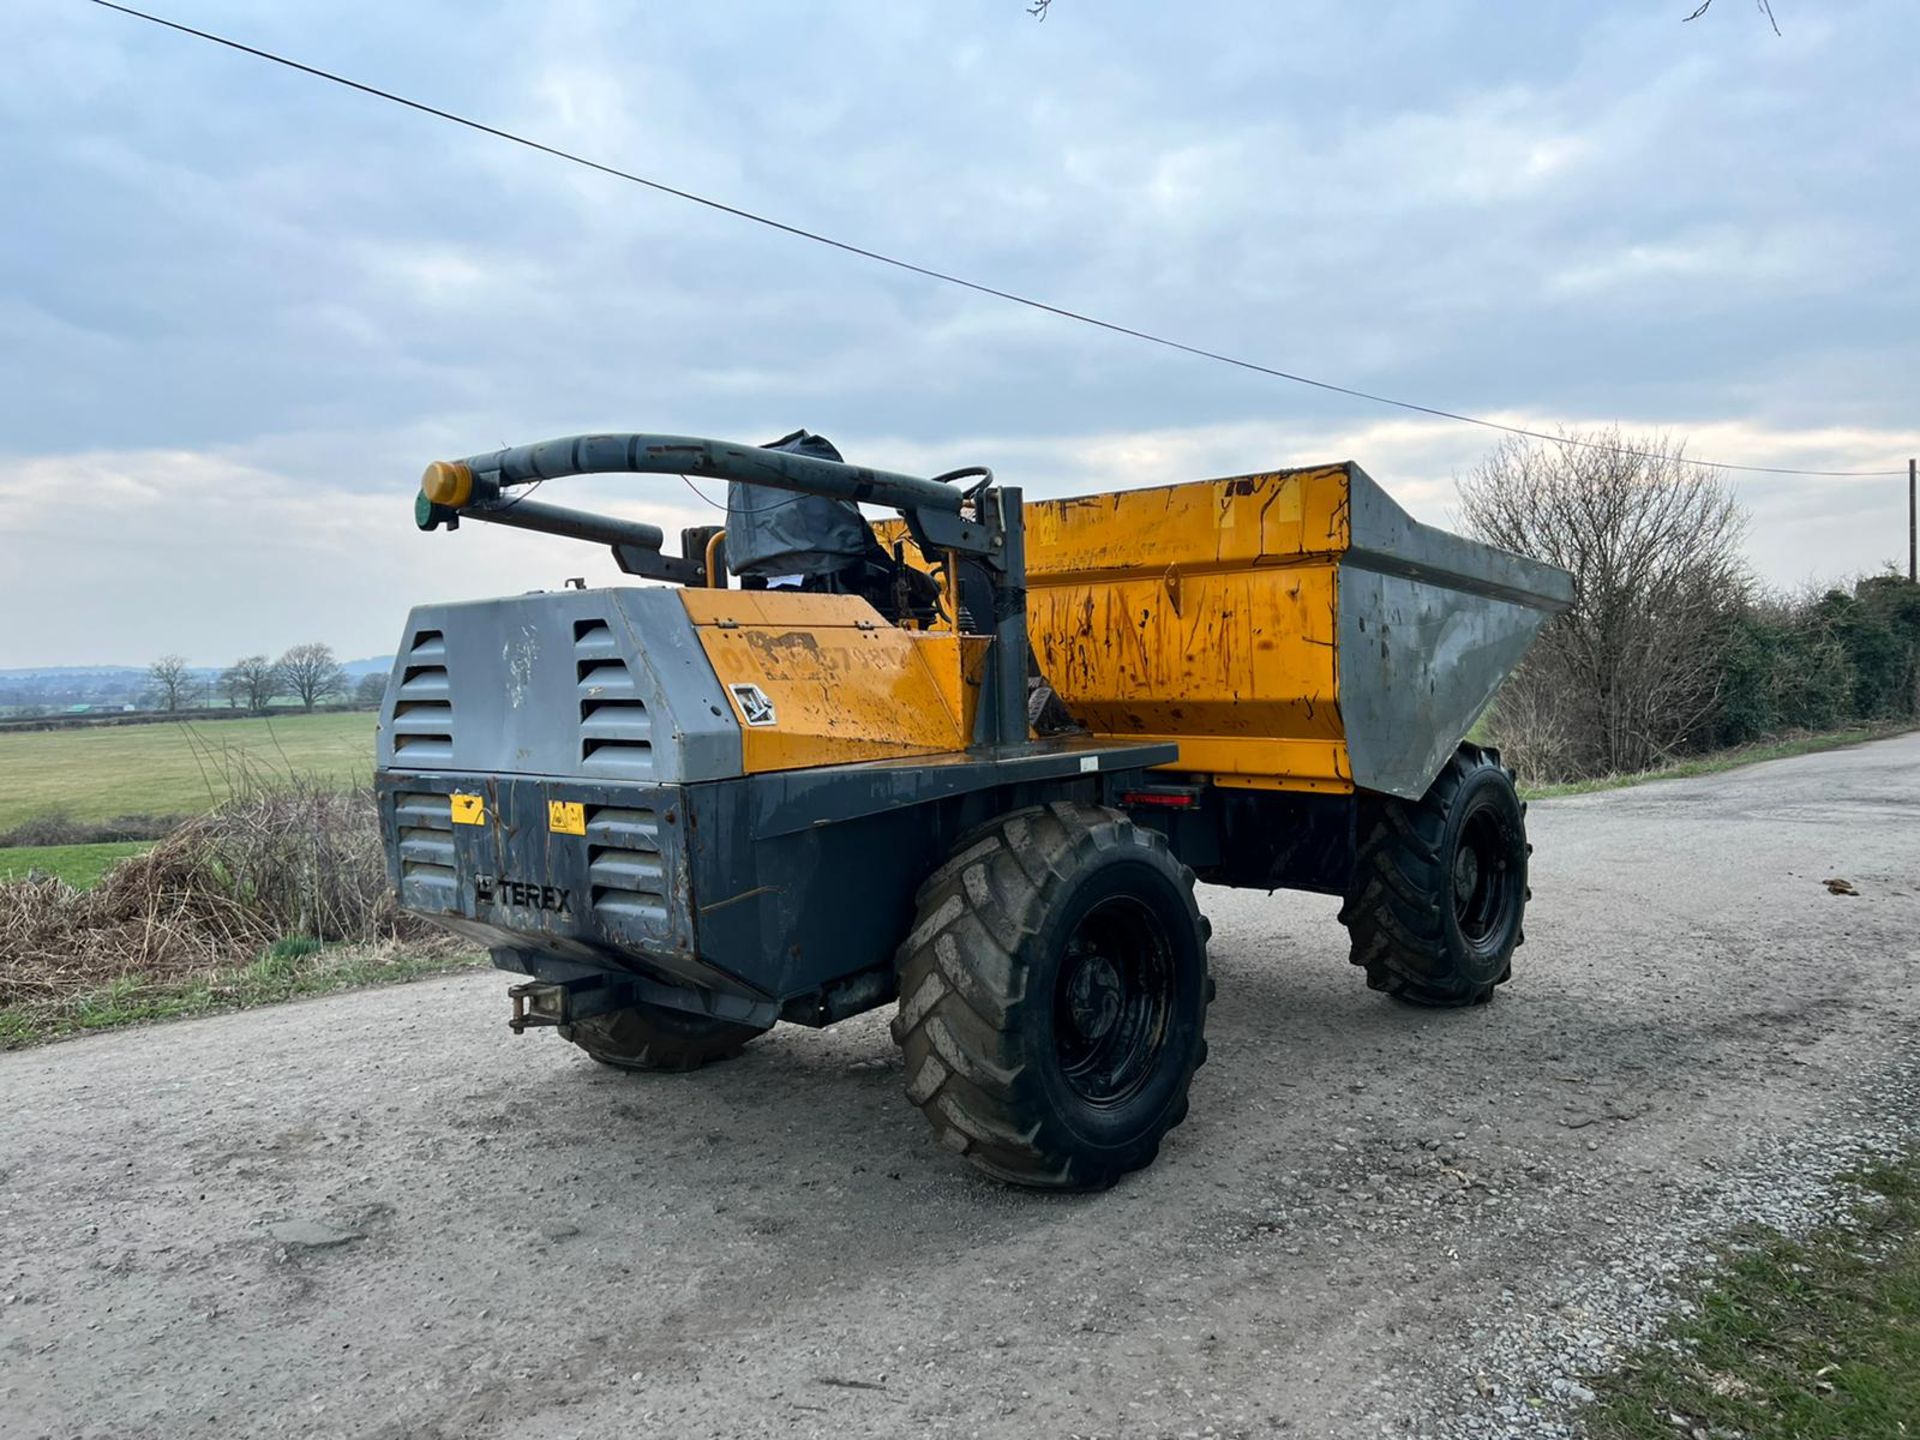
[0,783,455,1007]
[1477,672,1582,790]
[1710,573,1920,749]
[1462,429,1920,784]
[1716,599,1853,744]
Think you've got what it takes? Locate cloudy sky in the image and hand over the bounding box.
[4,0,1917,668]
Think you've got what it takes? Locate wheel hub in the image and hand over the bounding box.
[1451,804,1517,949]
[1066,950,1124,1042]
[1452,846,1481,907]
[1052,893,1178,1108]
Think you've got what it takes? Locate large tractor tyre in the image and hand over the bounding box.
[1340,743,1529,1009]
[891,802,1213,1191]
[560,1002,768,1073]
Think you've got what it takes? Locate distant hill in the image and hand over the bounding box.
[0,665,158,680]
[0,658,392,681]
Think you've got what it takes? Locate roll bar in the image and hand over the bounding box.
[416,431,997,566]
[411,431,1029,747]
[452,433,966,515]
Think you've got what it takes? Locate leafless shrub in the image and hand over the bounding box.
[0,783,454,1007]
[1460,430,1750,781]
[1478,680,1582,791]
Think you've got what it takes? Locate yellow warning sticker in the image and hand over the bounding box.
[450,793,486,826]
[548,800,586,836]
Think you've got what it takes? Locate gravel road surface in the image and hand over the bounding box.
[4,735,1918,1440]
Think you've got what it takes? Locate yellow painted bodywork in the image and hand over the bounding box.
[679,590,986,775]
[1025,466,1355,793]
[878,464,1360,794]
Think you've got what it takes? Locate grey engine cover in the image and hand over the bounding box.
[376,587,742,783]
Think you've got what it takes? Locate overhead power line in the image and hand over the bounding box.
[92,0,1907,481]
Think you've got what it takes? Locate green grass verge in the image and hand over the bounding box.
[0,841,153,888]
[1526,725,1916,800]
[1587,1153,1920,1439]
[0,711,374,831]
[0,941,485,1049]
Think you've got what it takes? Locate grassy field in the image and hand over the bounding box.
[0,841,153,888]
[1587,1153,1920,1439]
[0,712,374,831]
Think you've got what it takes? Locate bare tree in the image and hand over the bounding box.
[353,671,388,710]
[147,654,198,713]
[1031,2,1780,28]
[222,655,282,715]
[1683,0,1781,35]
[276,643,346,713]
[1458,430,1750,779]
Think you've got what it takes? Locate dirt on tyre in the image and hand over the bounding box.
[891,801,1213,1191]
[1340,742,1529,1008]
[560,1002,768,1072]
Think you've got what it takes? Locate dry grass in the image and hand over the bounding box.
[0,940,484,1048]
[0,782,458,1012]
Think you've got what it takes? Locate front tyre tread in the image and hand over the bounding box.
[891,802,1211,1191]
[1341,744,1530,1008]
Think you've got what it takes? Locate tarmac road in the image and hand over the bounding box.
[4,734,1919,1440]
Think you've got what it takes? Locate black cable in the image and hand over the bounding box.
[680,473,825,520]
[492,476,543,512]
[90,0,1908,481]
[679,475,726,511]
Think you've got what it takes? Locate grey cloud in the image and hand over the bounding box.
[0,0,1915,665]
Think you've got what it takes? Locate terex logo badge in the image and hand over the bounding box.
[475,874,572,916]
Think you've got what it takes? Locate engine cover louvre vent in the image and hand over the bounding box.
[584,805,668,928]
[393,790,456,894]
[574,619,654,779]
[392,629,454,763]
[380,590,744,786]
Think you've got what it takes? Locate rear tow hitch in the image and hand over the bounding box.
[507,976,631,1033]
[507,982,569,1034]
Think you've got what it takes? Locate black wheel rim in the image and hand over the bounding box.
[1053,894,1174,1107]
[1452,805,1516,948]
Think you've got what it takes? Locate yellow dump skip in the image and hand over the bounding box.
[1025,467,1356,793]
[792,463,1571,797]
